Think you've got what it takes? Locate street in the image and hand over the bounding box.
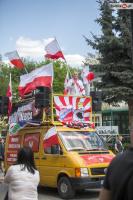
[38,187,99,200]
[0,182,99,200]
[0,169,100,200]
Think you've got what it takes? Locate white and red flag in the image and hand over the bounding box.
[81,66,95,83]
[45,38,65,60]
[18,63,53,97]
[5,51,24,69]
[6,73,12,117]
[81,65,90,84]
[43,127,59,150]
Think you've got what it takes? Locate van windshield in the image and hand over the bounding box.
[58,131,106,151]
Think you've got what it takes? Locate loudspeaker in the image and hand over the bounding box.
[90,91,102,112]
[0,96,9,114]
[35,87,51,108]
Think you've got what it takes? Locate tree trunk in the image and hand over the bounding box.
[128,99,133,144]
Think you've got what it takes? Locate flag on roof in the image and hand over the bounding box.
[5,51,24,69]
[45,38,65,60]
[81,65,90,84]
[18,63,53,97]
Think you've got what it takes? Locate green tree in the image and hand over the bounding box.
[85,0,133,134]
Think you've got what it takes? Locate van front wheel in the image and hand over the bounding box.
[57,176,75,199]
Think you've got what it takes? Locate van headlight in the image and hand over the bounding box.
[75,168,89,177]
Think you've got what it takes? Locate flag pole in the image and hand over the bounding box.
[6,72,12,119]
[24,66,28,74]
[54,37,72,79]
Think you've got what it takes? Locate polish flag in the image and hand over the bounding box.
[64,71,70,95]
[43,127,59,149]
[45,38,65,60]
[81,66,90,84]
[5,51,24,69]
[18,63,53,97]
[6,73,12,117]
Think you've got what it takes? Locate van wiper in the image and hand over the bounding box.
[68,147,86,151]
[85,148,107,151]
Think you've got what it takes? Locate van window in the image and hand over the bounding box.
[59,131,106,151]
[23,133,40,152]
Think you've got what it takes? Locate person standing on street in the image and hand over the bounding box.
[114,135,124,153]
[4,146,40,200]
[0,138,5,173]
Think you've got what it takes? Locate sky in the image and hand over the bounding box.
[0,0,100,67]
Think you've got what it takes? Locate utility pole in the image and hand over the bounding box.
[130,7,133,65]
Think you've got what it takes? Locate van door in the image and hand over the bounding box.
[39,130,65,187]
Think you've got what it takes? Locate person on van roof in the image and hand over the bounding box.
[65,71,85,96]
[4,146,40,200]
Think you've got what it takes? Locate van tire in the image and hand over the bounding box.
[57,176,75,199]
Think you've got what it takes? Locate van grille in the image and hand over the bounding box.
[91,167,106,175]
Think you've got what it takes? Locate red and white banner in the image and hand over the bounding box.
[43,127,59,149]
[6,73,12,117]
[54,96,92,123]
[5,51,24,69]
[18,63,53,97]
[45,38,65,60]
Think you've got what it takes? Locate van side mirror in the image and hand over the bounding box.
[51,144,63,155]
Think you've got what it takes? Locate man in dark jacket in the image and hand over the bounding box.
[99,146,133,200]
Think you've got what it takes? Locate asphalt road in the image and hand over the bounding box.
[0,171,99,200]
[38,186,99,200]
[0,183,99,200]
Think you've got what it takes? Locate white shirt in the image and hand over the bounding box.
[4,164,40,200]
[66,78,85,96]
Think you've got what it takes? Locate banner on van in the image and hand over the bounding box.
[9,100,42,134]
[54,96,92,123]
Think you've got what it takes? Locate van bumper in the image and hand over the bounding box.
[70,177,104,190]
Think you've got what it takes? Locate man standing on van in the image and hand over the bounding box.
[65,71,85,96]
